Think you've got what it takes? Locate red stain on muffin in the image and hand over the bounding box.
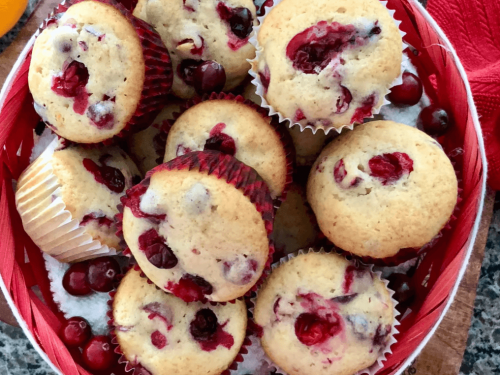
[259,66,270,93]
[166,274,213,302]
[51,60,89,115]
[222,258,258,285]
[372,324,392,350]
[294,109,306,122]
[178,37,205,55]
[333,159,362,188]
[369,152,413,185]
[80,213,114,227]
[336,85,352,114]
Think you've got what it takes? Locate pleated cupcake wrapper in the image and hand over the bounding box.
[115,150,276,303]
[14,138,117,263]
[247,0,407,135]
[106,267,253,375]
[245,247,400,375]
[38,0,173,146]
[160,92,295,207]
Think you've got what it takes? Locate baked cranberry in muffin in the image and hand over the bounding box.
[112,268,247,375]
[253,0,402,131]
[134,0,257,99]
[29,0,172,143]
[254,252,394,375]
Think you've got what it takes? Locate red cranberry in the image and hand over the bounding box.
[294,313,339,346]
[86,257,120,293]
[259,66,270,92]
[204,133,236,155]
[190,308,218,341]
[216,3,253,39]
[122,183,167,223]
[80,213,114,227]
[117,0,139,11]
[286,21,359,74]
[387,273,415,305]
[63,262,92,296]
[59,317,92,347]
[178,59,201,86]
[419,105,450,136]
[51,60,89,98]
[82,158,125,193]
[138,228,178,269]
[350,93,377,123]
[167,274,213,302]
[193,61,226,94]
[151,330,168,349]
[387,71,423,106]
[333,159,361,188]
[368,152,413,185]
[82,335,116,371]
[179,37,205,55]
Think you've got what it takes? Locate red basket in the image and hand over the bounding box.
[0,0,486,374]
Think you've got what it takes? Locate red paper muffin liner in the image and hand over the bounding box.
[115,150,276,302]
[39,0,173,146]
[106,266,253,375]
[160,92,295,206]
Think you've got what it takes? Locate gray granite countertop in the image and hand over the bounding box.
[0,1,498,374]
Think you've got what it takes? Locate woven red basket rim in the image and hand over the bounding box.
[0,0,487,374]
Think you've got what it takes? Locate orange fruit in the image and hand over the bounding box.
[0,0,29,38]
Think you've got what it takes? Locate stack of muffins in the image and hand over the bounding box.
[15,0,459,374]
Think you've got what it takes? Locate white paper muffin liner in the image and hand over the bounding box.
[15,138,117,263]
[248,0,407,135]
[244,248,400,375]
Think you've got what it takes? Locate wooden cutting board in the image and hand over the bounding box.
[0,1,494,374]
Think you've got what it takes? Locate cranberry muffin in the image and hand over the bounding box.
[307,121,458,260]
[253,0,402,131]
[127,101,182,175]
[163,97,290,199]
[121,153,272,302]
[254,252,394,375]
[15,140,140,263]
[134,0,257,98]
[29,0,172,144]
[112,268,247,375]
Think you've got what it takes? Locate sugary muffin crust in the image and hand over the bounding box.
[164,99,288,198]
[121,165,270,302]
[254,252,394,375]
[254,0,402,131]
[134,0,257,98]
[307,121,458,258]
[113,268,247,375]
[29,1,145,143]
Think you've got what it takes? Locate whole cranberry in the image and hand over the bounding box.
[82,335,116,371]
[63,262,92,296]
[59,316,92,347]
[228,7,253,39]
[86,257,121,293]
[178,59,200,86]
[387,273,415,305]
[190,308,218,341]
[294,313,329,346]
[193,61,226,94]
[419,105,451,136]
[387,71,423,106]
